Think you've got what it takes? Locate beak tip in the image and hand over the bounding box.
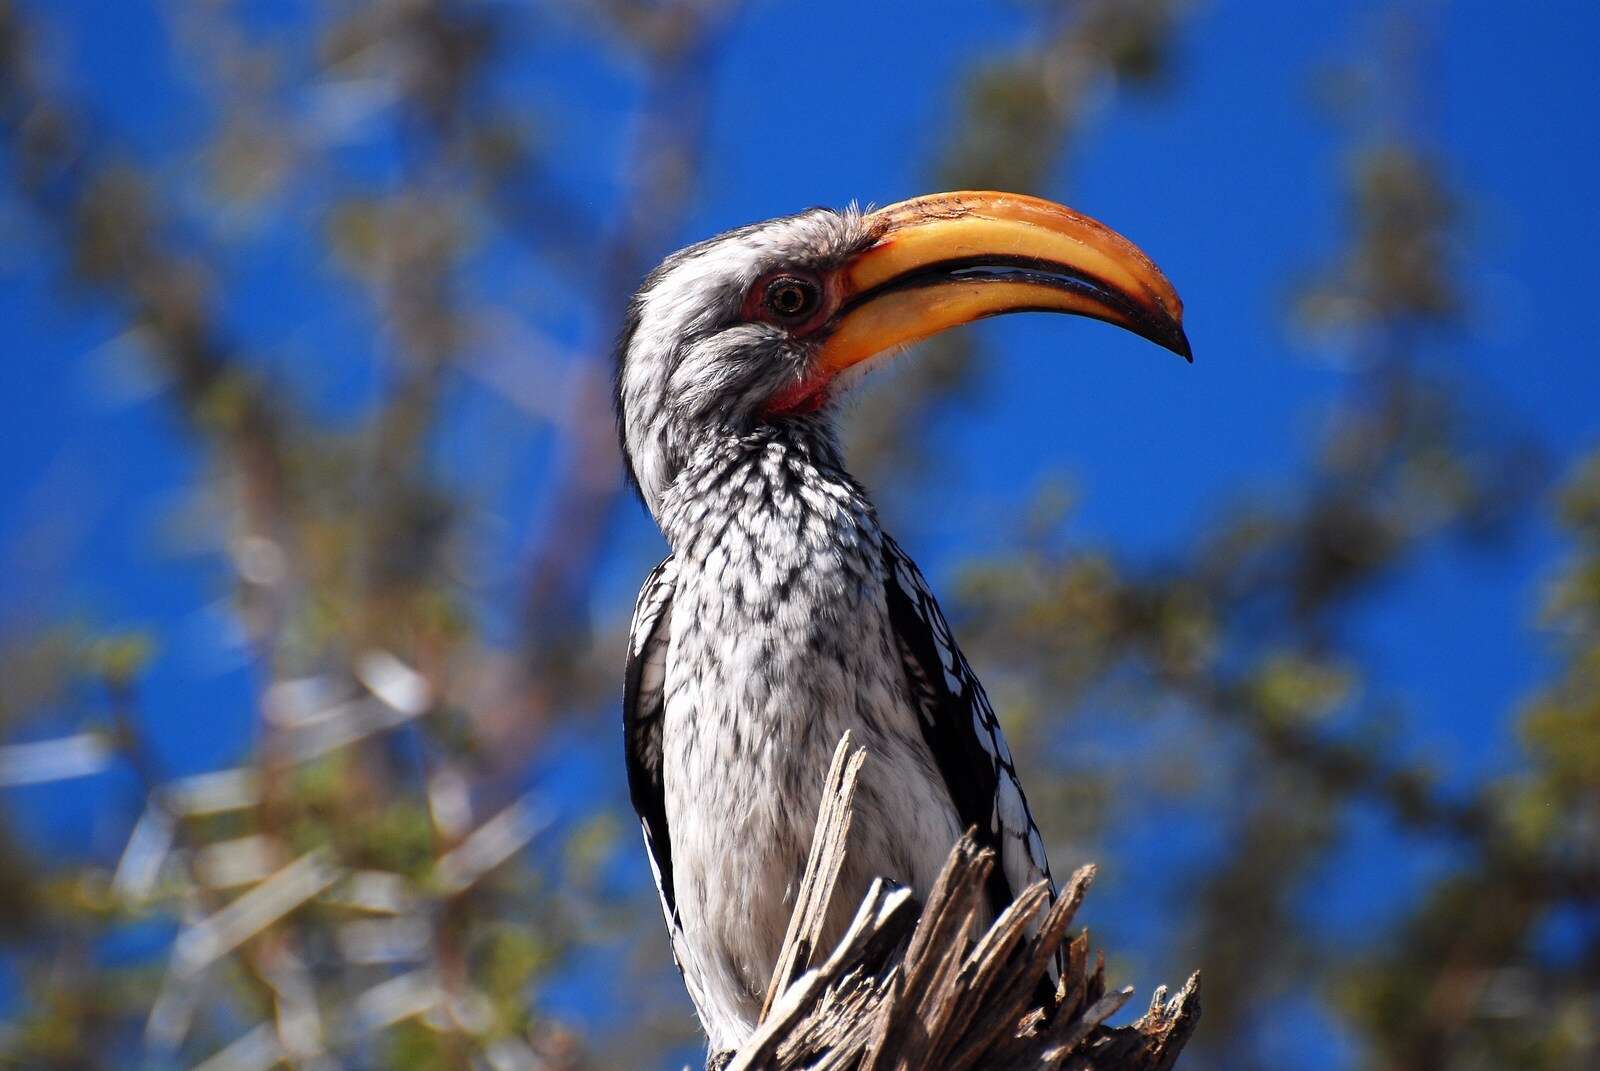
[1153,320,1193,363]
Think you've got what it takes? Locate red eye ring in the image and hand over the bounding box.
[743,268,832,331]
[765,276,818,320]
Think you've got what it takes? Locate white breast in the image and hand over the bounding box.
[656,440,964,1052]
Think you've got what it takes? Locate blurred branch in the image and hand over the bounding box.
[0,2,733,1065]
[930,12,1596,1062]
[0,2,303,654]
[505,0,736,751]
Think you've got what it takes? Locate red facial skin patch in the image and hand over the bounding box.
[742,267,843,418]
[764,375,830,417]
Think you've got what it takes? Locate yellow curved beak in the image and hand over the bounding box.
[817,191,1190,376]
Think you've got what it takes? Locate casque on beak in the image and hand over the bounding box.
[816,191,1191,379]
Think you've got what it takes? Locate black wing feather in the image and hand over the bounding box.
[623,555,680,930]
[881,534,1054,917]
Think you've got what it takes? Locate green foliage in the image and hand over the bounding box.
[86,631,157,688]
[384,1019,459,1071]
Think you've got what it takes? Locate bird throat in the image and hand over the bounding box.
[762,376,831,417]
[660,419,859,543]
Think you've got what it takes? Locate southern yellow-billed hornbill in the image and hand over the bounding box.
[616,191,1188,1054]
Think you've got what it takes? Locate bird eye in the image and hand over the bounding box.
[762,275,821,323]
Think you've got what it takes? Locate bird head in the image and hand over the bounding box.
[614,190,1190,517]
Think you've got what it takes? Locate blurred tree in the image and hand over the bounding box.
[922,9,1599,1071]
[0,1,1593,1070]
[0,0,733,1065]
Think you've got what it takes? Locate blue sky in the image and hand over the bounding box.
[1,0,1598,1065]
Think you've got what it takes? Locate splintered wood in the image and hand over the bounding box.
[723,736,1200,1071]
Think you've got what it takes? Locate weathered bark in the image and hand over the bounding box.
[721,736,1200,1071]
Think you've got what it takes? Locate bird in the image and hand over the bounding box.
[614,190,1189,1056]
